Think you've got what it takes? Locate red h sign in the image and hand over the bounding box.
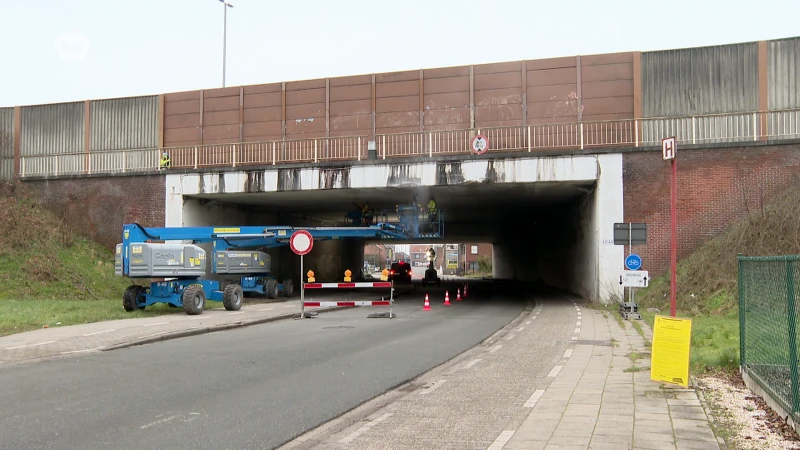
[662,137,676,160]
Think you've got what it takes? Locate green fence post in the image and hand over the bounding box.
[738,254,746,368]
[786,260,799,417]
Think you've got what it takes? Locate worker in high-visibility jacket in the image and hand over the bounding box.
[159,152,171,170]
[426,197,438,223]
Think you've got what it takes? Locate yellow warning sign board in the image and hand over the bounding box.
[650,315,693,388]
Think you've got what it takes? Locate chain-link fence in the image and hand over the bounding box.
[739,254,800,422]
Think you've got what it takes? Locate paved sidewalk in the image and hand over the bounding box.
[280,294,723,450]
[0,290,391,367]
[502,299,722,450]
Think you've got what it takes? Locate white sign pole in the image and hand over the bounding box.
[300,254,304,319]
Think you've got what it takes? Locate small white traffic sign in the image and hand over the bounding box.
[662,137,676,161]
[619,270,649,288]
[290,230,313,256]
[471,135,489,155]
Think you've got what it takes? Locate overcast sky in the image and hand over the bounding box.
[1,0,798,107]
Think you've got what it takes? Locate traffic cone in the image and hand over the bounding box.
[464,284,469,298]
[423,294,431,311]
[444,291,451,306]
[456,288,462,301]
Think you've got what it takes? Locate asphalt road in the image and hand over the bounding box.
[0,281,525,450]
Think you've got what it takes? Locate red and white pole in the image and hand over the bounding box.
[663,137,678,317]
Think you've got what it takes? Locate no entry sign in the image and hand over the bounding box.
[290,230,313,256]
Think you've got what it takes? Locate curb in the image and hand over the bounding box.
[101,306,349,352]
[691,375,729,450]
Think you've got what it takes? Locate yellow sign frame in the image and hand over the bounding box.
[650,315,693,388]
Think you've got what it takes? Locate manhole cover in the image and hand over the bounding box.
[322,326,354,330]
[574,340,613,346]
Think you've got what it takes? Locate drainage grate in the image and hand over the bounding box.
[573,340,613,346]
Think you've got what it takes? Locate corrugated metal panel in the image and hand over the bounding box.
[768,37,800,110]
[90,96,159,151]
[0,158,13,180]
[642,42,759,117]
[0,107,13,159]
[20,102,84,156]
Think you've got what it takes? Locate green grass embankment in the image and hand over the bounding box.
[630,180,800,374]
[0,182,180,336]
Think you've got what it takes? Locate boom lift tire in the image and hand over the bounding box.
[122,285,146,312]
[223,284,243,311]
[265,278,279,299]
[283,279,294,297]
[182,285,206,315]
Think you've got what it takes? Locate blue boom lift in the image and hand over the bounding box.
[115,206,443,315]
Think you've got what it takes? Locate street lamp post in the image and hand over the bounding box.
[218,0,233,87]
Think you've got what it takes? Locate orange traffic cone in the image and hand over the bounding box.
[444,291,451,306]
[457,288,462,301]
[423,294,431,311]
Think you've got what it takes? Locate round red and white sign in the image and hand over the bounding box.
[290,230,313,256]
[471,135,489,155]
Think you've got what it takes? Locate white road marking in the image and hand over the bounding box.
[574,327,581,334]
[548,365,563,377]
[571,336,577,341]
[524,389,545,408]
[83,329,116,337]
[576,320,582,326]
[464,359,482,369]
[525,321,532,325]
[419,379,447,395]
[140,413,183,429]
[258,308,274,312]
[283,304,295,308]
[144,322,170,327]
[564,348,573,358]
[187,316,204,320]
[60,348,99,355]
[227,312,243,316]
[516,326,525,332]
[487,430,516,450]
[489,345,502,353]
[6,341,56,350]
[339,412,393,444]
[504,334,516,341]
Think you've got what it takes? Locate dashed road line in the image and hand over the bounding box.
[525,321,531,325]
[339,412,393,444]
[504,334,516,341]
[187,316,204,320]
[227,312,244,316]
[283,304,295,308]
[523,389,545,408]
[464,359,482,369]
[487,430,515,449]
[489,344,502,353]
[576,320,582,326]
[548,365,563,377]
[144,322,170,327]
[419,379,447,395]
[83,329,116,337]
[258,307,274,312]
[564,348,573,358]
[574,327,581,334]
[516,326,525,332]
[5,341,56,350]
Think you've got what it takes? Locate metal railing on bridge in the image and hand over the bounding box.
[739,254,800,425]
[17,108,800,178]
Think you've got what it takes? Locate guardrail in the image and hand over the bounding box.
[17,109,800,178]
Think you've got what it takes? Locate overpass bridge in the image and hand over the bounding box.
[1,36,799,303]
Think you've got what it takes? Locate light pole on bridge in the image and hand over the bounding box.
[218,0,234,88]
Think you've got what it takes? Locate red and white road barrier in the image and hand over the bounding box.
[299,280,395,319]
[303,282,392,289]
[303,300,391,307]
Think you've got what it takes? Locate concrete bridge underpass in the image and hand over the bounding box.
[164,153,624,303]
